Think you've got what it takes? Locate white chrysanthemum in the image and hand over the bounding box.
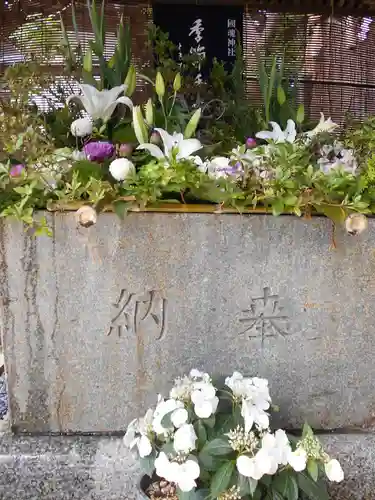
[70,117,93,137]
[109,158,135,181]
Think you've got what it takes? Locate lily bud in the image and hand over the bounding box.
[155,71,165,99]
[144,98,154,126]
[83,47,92,73]
[184,108,201,139]
[150,131,160,145]
[344,213,368,235]
[173,73,182,93]
[124,65,137,97]
[76,206,97,228]
[132,106,148,145]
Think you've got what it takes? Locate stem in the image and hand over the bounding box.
[160,98,168,130]
[168,92,177,118]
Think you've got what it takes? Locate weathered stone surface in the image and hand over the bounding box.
[0,435,141,499]
[1,213,375,432]
[0,434,373,499]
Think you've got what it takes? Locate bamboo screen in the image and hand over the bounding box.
[1,0,375,123]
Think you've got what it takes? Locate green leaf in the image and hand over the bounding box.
[307,460,319,482]
[210,461,235,498]
[297,472,329,500]
[140,455,155,477]
[272,199,285,216]
[113,200,131,220]
[277,86,286,106]
[283,195,298,206]
[315,204,347,225]
[202,438,232,456]
[272,471,298,500]
[194,420,207,450]
[160,411,173,429]
[177,489,209,500]
[201,415,216,429]
[296,104,305,124]
[238,474,258,496]
[198,450,222,471]
[71,160,103,182]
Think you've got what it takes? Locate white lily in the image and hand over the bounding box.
[256,120,296,144]
[307,112,338,137]
[137,128,202,163]
[66,84,133,123]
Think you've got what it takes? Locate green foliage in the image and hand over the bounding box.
[60,0,132,89]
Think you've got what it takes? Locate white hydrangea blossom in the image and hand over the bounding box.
[152,398,186,436]
[225,372,271,432]
[123,408,153,457]
[173,423,197,453]
[169,369,219,419]
[155,452,200,492]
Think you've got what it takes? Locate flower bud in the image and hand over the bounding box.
[144,98,154,126]
[124,65,137,97]
[155,71,165,99]
[118,143,133,157]
[150,130,161,145]
[246,137,257,149]
[184,108,201,139]
[132,106,148,145]
[76,206,97,228]
[83,47,92,73]
[173,73,182,93]
[344,213,368,235]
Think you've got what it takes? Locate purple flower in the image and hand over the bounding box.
[246,137,257,149]
[84,141,115,162]
[9,164,24,177]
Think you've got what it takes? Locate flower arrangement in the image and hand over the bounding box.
[0,1,374,237]
[124,370,343,500]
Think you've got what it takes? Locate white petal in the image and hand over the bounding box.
[255,131,275,141]
[190,368,204,378]
[183,460,200,480]
[173,423,197,453]
[138,435,152,457]
[116,96,134,110]
[288,449,307,472]
[176,139,203,159]
[107,84,126,101]
[101,102,118,123]
[171,408,188,428]
[269,121,284,141]
[154,128,175,156]
[325,459,344,482]
[155,452,172,479]
[137,143,165,159]
[123,426,136,447]
[285,119,297,143]
[194,401,213,418]
[177,475,197,492]
[236,455,257,478]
